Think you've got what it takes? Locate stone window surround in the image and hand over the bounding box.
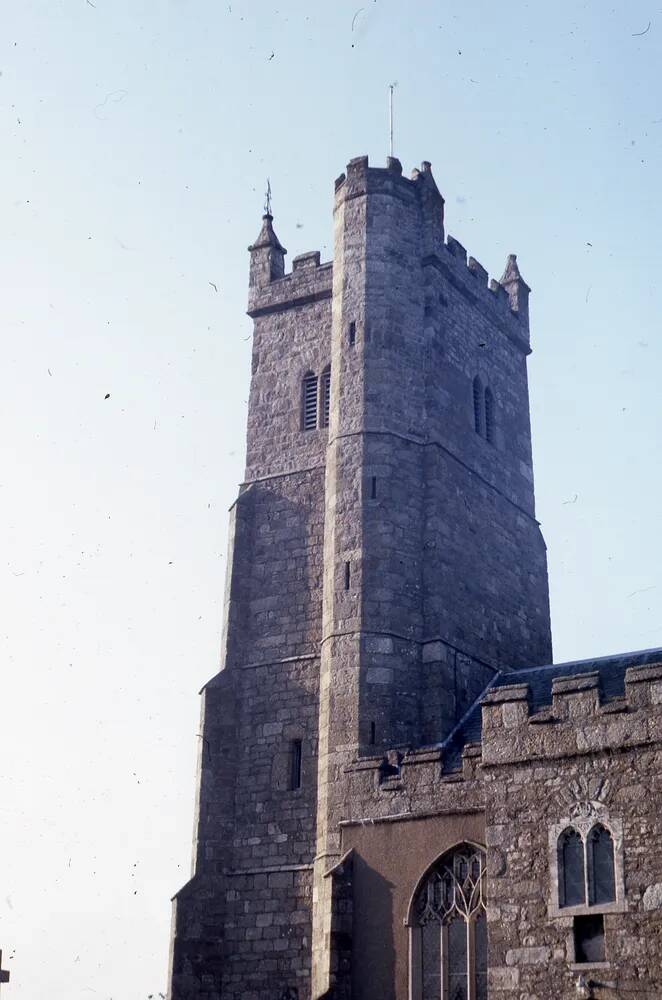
[405,841,487,1000]
[548,817,626,919]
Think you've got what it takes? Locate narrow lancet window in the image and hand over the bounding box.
[472,376,483,435]
[484,386,494,444]
[587,825,616,905]
[558,828,586,908]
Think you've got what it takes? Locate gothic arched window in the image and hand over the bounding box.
[472,376,483,435]
[302,372,318,431]
[320,365,331,429]
[410,844,487,1000]
[558,828,586,908]
[587,824,616,906]
[484,387,494,444]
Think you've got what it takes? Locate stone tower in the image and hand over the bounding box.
[167,155,552,1000]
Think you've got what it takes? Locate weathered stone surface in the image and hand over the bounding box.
[643,883,662,910]
[166,154,662,1000]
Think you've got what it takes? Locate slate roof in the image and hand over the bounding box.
[440,646,662,773]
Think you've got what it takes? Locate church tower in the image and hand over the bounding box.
[167,155,552,1000]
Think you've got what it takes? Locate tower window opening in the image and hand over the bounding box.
[371,476,377,500]
[302,373,318,431]
[348,321,356,346]
[484,386,494,444]
[369,721,376,745]
[320,365,331,429]
[472,376,483,435]
[290,739,302,790]
[344,561,351,591]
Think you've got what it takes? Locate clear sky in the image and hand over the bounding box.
[1,1,660,997]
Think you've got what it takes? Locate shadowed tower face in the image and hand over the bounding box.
[167,155,552,1000]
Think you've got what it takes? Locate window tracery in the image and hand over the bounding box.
[410,845,487,1000]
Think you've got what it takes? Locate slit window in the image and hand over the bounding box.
[302,373,318,431]
[290,739,302,790]
[370,476,377,499]
[369,721,376,745]
[472,376,483,435]
[348,321,356,346]
[484,387,494,444]
[344,561,351,591]
[320,366,331,428]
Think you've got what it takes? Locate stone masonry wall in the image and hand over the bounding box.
[169,239,332,999]
[482,663,662,999]
[170,154,555,1000]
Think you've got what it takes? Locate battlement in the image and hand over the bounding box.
[247,253,332,318]
[332,154,530,347]
[481,661,662,766]
[440,237,530,348]
[247,155,531,352]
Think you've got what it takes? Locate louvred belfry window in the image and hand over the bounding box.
[320,365,331,429]
[302,373,318,431]
[412,845,487,1000]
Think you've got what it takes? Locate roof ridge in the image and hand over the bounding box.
[508,645,662,677]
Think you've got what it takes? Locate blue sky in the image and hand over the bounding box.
[1,1,661,997]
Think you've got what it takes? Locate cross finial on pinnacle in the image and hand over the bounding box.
[264,178,272,217]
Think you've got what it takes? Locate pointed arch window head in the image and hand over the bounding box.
[411,845,487,1000]
[558,828,586,908]
[550,816,623,919]
[587,825,616,906]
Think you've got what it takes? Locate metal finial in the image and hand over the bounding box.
[388,82,397,158]
[264,178,272,216]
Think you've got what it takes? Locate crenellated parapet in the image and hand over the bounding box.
[247,207,333,318]
[332,154,531,352]
[481,662,662,766]
[248,156,531,352]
